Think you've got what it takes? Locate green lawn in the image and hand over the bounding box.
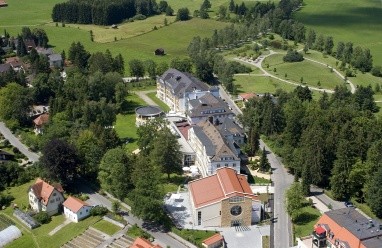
[146,92,170,112]
[92,219,122,236]
[295,0,382,66]
[293,206,321,239]
[171,227,218,247]
[234,75,297,94]
[263,54,344,90]
[126,224,152,239]
[115,93,146,151]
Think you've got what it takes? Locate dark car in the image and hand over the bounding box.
[344,201,354,208]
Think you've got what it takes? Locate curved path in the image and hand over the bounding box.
[0,122,40,162]
[235,48,359,94]
[134,90,157,106]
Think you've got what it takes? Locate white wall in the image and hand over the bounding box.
[64,205,92,223]
[195,203,221,227]
[44,190,64,216]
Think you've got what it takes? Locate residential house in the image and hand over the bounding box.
[29,178,64,216]
[5,57,24,73]
[188,167,261,227]
[188,119,240,177]
[36,47,54,56]
[24,39,36,51]
[187,93,233,125]
[311,208,382,248]
[0,63,11,74]
[48,54,63,68]
[130,237,162,248]
[63,196,92,222]
[202,233,224,248]
[33,113,49,134]
[238,93,257,102]
[156,68,219,113]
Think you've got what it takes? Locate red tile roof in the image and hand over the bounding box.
[63,196,89,213]
[189,167,257,208]
[239,93,257,101]
[314,226,326,235]
[30,178,63,205]
[130,237,162,248]
[202,233,223,246]
[33,113,49,126]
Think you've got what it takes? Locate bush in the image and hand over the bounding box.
[371,66,382,77]
[0,194,15,208]
[132,14,147,21]
[90,206,108,216]
[176,8,190,21]
[12,147,20,154]
[269,40,282,49]
[34,212,51,224]
[283,50,304,62]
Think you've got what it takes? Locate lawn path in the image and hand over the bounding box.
[134,90,158,106]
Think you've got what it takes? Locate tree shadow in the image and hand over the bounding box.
[294,212,320,225]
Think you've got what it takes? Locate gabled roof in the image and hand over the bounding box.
[189,167,256,208]
[202,233,224,246]
[239,92,257,101]
[159,69,209,97]
[63,196,89,213]
[33,113,49,126]
[130,237,162,248]
[187,93,232,118]
[192,120,238,161]
[30,178,63,206]
[48,53,62,62]
[0,63,11,73]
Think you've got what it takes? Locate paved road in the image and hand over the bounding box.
[261,140,294,248]
[0,122,40,162]
[134,90,157,106]
[218,86,242,116]
[81,184,195,248]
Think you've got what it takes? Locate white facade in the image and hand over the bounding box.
[63,205,92,223]
[28,188,64,216]
[188,127,240,177]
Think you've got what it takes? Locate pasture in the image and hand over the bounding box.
[295,0,382,66]
[263,54,345,90]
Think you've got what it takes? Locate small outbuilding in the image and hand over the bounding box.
[154,48,165,56]
[202,233,224,248]
[63,196,92,223]
[0,225,22,247]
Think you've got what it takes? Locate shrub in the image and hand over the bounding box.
[132,14,146,21]
[34,212,51,224]
[0,194,15,208]
[371,66,382,77]
[176,8,190,21]
[269,40,282,49]
[283,50,304,62]
[12,147,20,154]
[90,206,108,216]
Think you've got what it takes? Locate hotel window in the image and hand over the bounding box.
[225,164,228,167]
[217,164,220,168]
[232,163,236,167]
[198,211,202,225]
[229,196,244,203]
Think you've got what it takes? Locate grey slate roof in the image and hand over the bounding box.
[159,68,209,97]
[188,93,232,118]
[0,63,11,73]
[193,120,238,161]
[48,53,62,62]
[326,208,382,241]
[135,106,163,116]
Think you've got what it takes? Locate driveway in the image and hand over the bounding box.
[0,122,40,162]
[134,90,157,106]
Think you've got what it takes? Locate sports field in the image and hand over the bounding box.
[295,0,382,66]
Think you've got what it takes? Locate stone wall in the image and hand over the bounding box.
[220,197,252,227]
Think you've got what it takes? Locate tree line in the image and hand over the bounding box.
[52,0,174,25]
[240,85,382,217]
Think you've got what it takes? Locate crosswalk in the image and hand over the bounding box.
[234,225,251,232]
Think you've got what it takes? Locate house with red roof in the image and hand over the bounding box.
[188,167,262,227]
[309,208,382,248]
[130,237,162,248]
[29,178,64,216]
[63,196,92,222]
[33,113,49,134]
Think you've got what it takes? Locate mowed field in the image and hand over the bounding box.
[0,0,228,74]
[295,0,382,66]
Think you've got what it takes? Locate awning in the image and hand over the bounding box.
[315,226,326,235]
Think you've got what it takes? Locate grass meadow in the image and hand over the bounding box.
[263,54,345,90]
[295,0,382,66]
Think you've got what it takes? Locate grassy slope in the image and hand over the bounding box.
[263,54,344,90]
[293,206,320,238]
[295,0,382,66]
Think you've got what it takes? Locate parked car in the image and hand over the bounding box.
[344,201,354,208]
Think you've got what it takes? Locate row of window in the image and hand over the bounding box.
[216,163,236,168]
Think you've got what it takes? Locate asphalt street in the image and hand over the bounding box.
[0,122,40,162]
[261,140,294,248]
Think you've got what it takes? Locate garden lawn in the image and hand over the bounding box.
[146,92,170,112]
[171,228,218,247]
[293,206,321,239]
[263,54,344,90]
[295,0,382,65]
[115,93,146,151]
[92,219,121,235]
[126,224,152,239]
[234,74,297,94]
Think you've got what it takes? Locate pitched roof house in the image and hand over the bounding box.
[188,119,241,177]
[202,233,224,248]
[156,68,218,113]
[312,208,382,248]
[33,113,49,134]
[63,196,92,222]
[28,178,64,216]
[188,167,261,227]
[130,237,162,248]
